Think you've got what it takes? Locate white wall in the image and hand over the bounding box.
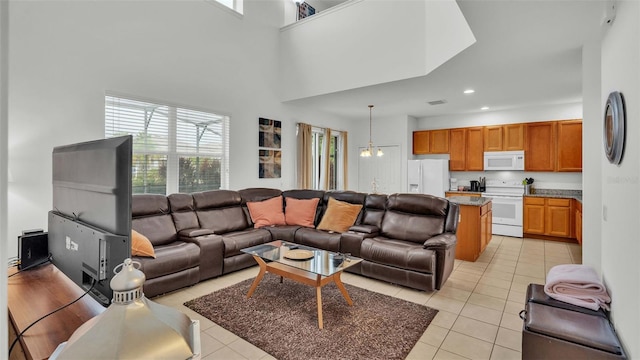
[6,0,358,259]
[279,0,474,101]
[1,0,8,355]
[598,1,640,356]
[581,37,602,272]
[353,113,413,193]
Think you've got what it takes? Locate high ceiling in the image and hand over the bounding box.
[286,0,609,120]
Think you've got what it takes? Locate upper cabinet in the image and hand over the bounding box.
[525,122,556,171]
[413,131,430,154]
[413,130,450,154]
[483,124,524,152]
[413,120,581,172]
[466,127,484,171]
[556,120,583,172]
[449,128,467,171]
[483,126,503,151]
[524,120,582,172]
[503,124,525,150]
[449,127,483,171]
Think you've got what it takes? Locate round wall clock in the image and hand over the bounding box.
[603,91,625,165]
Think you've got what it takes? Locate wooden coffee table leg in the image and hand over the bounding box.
[246,256,267,298]
[333,272,353,305]
[316,284,323,329]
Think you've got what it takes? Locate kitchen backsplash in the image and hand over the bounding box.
[451,171,582,190]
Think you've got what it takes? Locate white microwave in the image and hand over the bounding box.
[483,151,525,171]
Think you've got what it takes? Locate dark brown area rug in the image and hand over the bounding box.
[184,274,438,360]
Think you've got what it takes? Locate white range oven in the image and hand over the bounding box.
[483,180,524,237]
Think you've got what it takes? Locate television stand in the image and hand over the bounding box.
[8,264,105,360]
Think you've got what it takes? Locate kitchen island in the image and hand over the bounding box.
[447,196,493,262]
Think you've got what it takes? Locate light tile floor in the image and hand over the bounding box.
[154,235,582,360]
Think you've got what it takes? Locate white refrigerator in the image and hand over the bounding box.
[408,159,450,198]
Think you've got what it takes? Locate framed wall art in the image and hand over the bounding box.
[258,117,281,178]
[603,91,625,165]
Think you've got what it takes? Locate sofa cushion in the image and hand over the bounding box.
[197,207,250,234]
[222,229,272,257]
[168,193,200,231]
[193,190,250,233]
[362,194,387,228]
[294,228,341,252]
[135,241,200,280]
[317,197,362,233]
[360,238,435,274]
[132,214,177,246]
[247,195,286,228]
[285,197,319,227]
[283,189,325,225]
[132,194,169,217]
[172,211,200,232]
[131,229,155,258]
[380,194,448,243]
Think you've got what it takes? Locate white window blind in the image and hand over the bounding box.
[105,95,229,195]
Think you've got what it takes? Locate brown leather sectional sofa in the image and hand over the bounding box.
[131,188,460,297]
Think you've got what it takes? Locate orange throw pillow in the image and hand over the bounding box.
[317,197,363,233]
[247,196,286,228]
[285,197,320,227]
[131,229,156,258]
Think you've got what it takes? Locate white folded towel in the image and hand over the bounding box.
[544,264,611,311]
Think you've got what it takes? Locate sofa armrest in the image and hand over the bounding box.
[341,226,378,257]
[424,232,457,290]
[348,224,379,235]
[182,233,224,280]
[423,233,457,250]
[178,228,214,239]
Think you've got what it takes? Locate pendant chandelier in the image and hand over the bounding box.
[360,105,383,157]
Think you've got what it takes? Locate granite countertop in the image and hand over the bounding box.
[448,196,492,207]
[525,189,582,203]
[445,190,484,195]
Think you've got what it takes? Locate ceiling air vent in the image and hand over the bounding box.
[427,99,448,106]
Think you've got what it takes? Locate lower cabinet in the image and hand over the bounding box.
[455,202,492,262]
[524,197,573,239]
[575,201,583,245]
[480,203,492,253]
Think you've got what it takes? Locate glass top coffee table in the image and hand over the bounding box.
[241,240,362,329]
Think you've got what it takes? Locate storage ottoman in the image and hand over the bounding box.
[521,284,626,360]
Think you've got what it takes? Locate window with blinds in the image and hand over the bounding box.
[105,95,229,195]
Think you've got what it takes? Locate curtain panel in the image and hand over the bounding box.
[296,123,313,189]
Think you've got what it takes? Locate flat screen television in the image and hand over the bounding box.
[48,135,132,306]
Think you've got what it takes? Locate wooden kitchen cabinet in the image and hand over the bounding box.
[483,123,525,152]
[413,130,449,154]
[524,196,573,239]
[455,201,492,262]
[481,202,493,253]
[525,122,557,171]
[575,200,583,245]
[413,131,430,154]
[546,198,572,237]
[430,129,450,153]
[466,127,484,171]
[557,120,582,171]
[524,197,546,234]
[503,123,525,150]
[449,128,466,171]
[484,126,504,151]
[448,127,483,171]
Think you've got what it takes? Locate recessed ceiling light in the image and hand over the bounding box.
[463,89,475,94]
[481,106,489,110]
